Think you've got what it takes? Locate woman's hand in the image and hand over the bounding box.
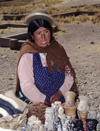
[44,100,49,105]
[50,90,62,104]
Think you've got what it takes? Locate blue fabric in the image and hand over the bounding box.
[0,104,13,115]
[19,53,65,103]
[33,53,65,102]
[0,98,22,115]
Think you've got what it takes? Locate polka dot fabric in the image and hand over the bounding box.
[33,53,65,102]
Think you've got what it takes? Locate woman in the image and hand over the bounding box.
[15,8,78,105]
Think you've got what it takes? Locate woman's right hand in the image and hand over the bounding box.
[50,90,62,104]
[44,100,49,105]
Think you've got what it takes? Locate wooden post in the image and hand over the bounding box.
[9,38,18,50]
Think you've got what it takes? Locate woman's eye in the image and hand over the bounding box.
[37,32,41,35]
[45,30,49,33]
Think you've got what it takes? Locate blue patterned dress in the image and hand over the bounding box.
[19,53,65,103]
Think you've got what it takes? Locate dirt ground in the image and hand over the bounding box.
[57,23,100,109]
[55,0,100,7]
[0,0,100,110]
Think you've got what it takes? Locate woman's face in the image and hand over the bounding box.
[32,27,51,48]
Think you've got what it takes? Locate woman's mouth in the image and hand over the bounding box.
[41,41,47,44]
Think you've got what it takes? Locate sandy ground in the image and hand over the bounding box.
[55,0,100,7]
[0,0,100,109]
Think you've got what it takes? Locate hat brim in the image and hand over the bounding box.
[25,13,54,26]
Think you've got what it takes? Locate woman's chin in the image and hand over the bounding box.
[40,44,48,48]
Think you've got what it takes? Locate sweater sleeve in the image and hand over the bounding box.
[18,53,46,103]
[59,67,74,97]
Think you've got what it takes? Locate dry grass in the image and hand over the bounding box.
[53,13,100,24]
[0,27,27,34]
[0,0,34,6]
[91,13,100,23]
[53,26,67,38]
[0,0,100,37]
[0,0,100,15]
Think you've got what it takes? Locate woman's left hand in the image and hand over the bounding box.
[50,90,62,103]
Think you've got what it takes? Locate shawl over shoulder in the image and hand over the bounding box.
[15,38,78,98]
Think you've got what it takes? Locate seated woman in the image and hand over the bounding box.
[15,8,78,105]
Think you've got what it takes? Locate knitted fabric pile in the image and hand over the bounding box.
[0,90,28,131]
[27,102,48,124]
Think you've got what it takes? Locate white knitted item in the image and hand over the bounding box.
[4,90,27,112]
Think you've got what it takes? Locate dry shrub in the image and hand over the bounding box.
[59,27,66,32]
[54,16,72,24]
[60,16,65,22]
[13,16,17,20]
[7,20,11,24]
[0,21,2,24]
[53,13,100,25]
[93,18,98,24]
[15,21,19,24]
[0,28,10,34]
[54,21,61,29]
[63,17,72,23]
[54,16,61,23]
[0,29,4,34]
[78,14,90,23]
[49,8,59,15]
[41,0,62,5]
[0,17,3,21]
[71,15,76,22]
[95,13,100,23]
[88,6,94,11]
[91,13,100,24]
[91,17,96,24]
[53,27,66,39]
[67,7,73,12]
[76,7,81,12]
[54,32,63,38]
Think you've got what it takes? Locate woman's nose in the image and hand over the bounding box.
[41,32,45,39]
